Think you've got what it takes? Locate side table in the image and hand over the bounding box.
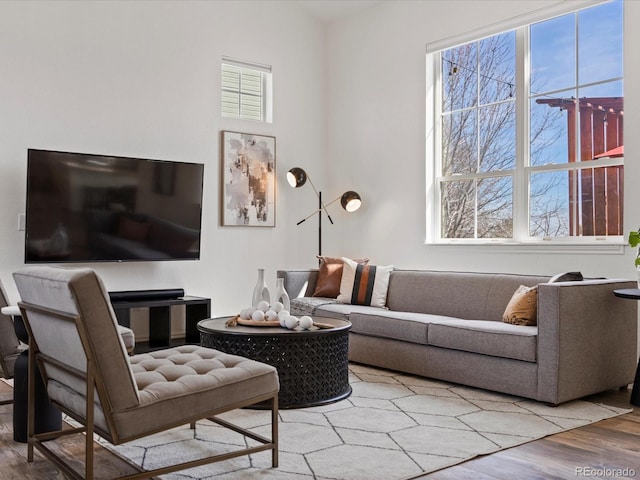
[1,306,61,442]
[613,288,640,407]
[109,294,211,349]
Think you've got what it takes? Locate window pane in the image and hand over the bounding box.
[578,0,623,85]
[578,81,624,160]
[530,170,570,237]
[441,179,475,238]
[477,176,512,238]
[530,90,574,166]
[478,102,516,172]
[530,166,623,237]
[442,42,477,112]
[442,109,477,175]
[576,166,623,236]
[531,13,575,94]
[479,31,515,105]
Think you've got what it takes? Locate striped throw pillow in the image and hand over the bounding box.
[337,257,393,308]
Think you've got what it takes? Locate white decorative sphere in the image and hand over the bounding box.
[285,315,299,330]
[257,300,270,312]
[265,310,278,321]
[299,316,313,330]
[272,301,284,313]
[240,307,254,320]
[278,310,290,327]
[251,309,265,321]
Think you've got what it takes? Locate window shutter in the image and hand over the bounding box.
[221,58,271,122]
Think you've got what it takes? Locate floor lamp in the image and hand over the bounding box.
[287,167,362,257]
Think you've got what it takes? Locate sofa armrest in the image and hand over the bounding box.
[536,279,637,404]
[277,270,319,298]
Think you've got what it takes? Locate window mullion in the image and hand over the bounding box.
[513,26,529,242]
[428,51,443,243]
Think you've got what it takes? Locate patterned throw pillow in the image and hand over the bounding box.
[312,256,369,298]
[502,285,538,326]
[337,257,393,308]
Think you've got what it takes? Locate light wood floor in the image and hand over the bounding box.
[0,381,142,480]
[1,380,638,479]
[420,388,640,480]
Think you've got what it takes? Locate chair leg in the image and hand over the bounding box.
[272,393,278,468]
[27,344,36,462]
[85,367,95,480]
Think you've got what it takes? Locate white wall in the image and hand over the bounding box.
[325,0,640,281]
[1,0,639,321]
[0,0,326,314]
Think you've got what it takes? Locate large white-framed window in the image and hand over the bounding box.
[427,0,623,245]
[221,57,273,123]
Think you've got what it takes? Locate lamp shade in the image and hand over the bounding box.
[341,191,362,212]
[287,167,307,188]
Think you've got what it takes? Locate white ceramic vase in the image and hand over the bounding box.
[273,277,290,312]
[252,269,271,307]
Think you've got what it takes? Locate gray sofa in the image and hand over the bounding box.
[277,269,638,405]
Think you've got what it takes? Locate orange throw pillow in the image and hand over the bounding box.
[312,256,368,298]
[502,285,538,326]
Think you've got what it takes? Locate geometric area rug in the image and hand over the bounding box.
[104,364,631,480]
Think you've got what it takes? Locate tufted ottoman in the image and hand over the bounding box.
[127,345,278,433]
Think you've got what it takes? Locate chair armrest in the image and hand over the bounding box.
[1,306,21,317]
[536,279,637,404]
[276,270,319,298]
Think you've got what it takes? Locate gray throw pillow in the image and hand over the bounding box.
[548,271,583,283]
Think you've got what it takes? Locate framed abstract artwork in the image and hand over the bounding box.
[220,131,276,227]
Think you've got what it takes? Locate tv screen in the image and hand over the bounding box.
[25,149,204,263]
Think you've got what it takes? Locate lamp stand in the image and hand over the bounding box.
[318,191,322,258]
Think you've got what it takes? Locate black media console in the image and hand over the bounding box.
[109,289,211,351]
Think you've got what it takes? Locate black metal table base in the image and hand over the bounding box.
[612,288,640,407]
[631,358,640,407]
[200,327,351,408]
[13,350,62,443]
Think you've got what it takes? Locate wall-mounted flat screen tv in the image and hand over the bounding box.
[25,149,205,263]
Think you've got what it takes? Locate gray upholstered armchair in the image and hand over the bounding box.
[0,280,27,398]
[13,266,279,479]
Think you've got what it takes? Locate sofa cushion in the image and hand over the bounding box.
[428,319,537,362]
[314,302,380,320]
[503,285,538,326]
[312,256,368,298]
[348,311,443,345]
[337,258,393,307]
[386,271,548,321]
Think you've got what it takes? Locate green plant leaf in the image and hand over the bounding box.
[629,231,640,248]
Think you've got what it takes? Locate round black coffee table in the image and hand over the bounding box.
[198,316,351,408]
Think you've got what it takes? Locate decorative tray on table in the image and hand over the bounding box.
[225,316,280,327]
[225,315,334,329]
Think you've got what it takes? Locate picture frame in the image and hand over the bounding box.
[220,131,276,227]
